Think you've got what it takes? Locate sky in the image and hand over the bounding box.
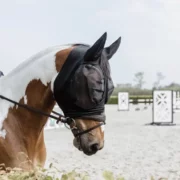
[0,0,180,88]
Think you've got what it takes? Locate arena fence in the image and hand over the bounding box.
[118,90,179,125]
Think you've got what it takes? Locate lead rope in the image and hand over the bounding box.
[0,95,69,124]
[0,95,105,137]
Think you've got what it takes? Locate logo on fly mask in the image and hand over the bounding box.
[53,32,121,119]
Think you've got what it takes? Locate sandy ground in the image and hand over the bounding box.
[44,104,180,180]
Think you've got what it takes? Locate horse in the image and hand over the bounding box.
[0,32,121,170]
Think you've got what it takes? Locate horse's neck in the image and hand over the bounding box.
[1,79,55,141]
[0,45,73,139]
[1,79,55,167]
[0,46,64,137]
[14,79,55,135]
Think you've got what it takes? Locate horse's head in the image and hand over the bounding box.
[53,32,121,155]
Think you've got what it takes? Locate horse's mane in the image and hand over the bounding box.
[7,44,73,77]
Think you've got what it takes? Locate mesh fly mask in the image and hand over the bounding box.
[53,32,121,137]
[53,45,114,121]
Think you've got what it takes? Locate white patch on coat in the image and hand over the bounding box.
[50,73,58,92]
[101,125,105,132]
[0,129,6,138]
[24,95,28,104]
[0,44,72,138]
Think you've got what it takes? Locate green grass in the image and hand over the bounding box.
[0,163,170,180]
[0,164,125,180]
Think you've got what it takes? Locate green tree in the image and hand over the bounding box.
[133,72,145,89]
[153,72,165,89]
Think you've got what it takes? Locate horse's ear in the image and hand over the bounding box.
[104,37,121,60]
[84,32,107,61]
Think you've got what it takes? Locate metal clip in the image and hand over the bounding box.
[64,118,77,130]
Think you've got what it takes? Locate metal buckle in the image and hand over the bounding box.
[64,118,77,130]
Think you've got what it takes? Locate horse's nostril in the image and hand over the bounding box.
[90,143,99,152]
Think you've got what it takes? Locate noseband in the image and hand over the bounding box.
[53,110,105,137]
[0,95,105,137]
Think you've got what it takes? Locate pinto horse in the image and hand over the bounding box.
[0,32,121,170]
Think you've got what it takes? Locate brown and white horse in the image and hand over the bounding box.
[0,32,121,170]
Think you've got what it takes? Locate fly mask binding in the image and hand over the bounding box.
[53,32,121,137]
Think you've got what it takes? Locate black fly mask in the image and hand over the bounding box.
[53,32,121,124]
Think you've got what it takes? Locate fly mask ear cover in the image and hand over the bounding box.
[53,45,114,121]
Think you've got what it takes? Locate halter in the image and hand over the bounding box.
[0,95,105,137]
